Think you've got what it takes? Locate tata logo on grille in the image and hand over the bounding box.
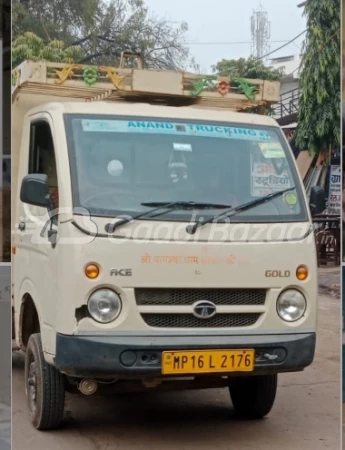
[193,301,217,319]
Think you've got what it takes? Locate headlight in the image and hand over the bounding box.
[88,289,122,323]
[277,289,306,322]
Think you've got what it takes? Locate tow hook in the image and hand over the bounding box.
[263,353,279,361]
[142,379,162,388]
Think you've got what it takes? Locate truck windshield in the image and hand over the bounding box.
[64,114,308,223]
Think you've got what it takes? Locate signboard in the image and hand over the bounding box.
[328,165,341,214]
[342,266,345,403]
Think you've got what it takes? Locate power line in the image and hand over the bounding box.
[186,40,288,46]
[282,30,339,79]
[255,29,307,61]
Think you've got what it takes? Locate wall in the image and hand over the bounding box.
[343,0,345,100]
[2,44,11,262]
[0,40,2,262]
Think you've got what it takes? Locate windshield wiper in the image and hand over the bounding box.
[106,201,184,232]
[186,187,296,235]
[106,201,231,233]
[142,201,231,209]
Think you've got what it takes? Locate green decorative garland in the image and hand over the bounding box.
[190,77,215,97]
[83,67,99,86]
[232,77,256,100]
[189,75,256,100]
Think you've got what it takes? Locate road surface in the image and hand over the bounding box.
[12,293,340,450]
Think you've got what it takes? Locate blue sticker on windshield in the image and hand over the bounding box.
[81,119,272,142]
[81,120,121,132]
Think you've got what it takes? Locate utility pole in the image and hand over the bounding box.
[251,4,271,60]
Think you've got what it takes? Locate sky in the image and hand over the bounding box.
[144,0,307,73]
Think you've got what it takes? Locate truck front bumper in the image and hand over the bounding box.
[54,332,315,378]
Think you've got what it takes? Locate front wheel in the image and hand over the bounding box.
[25,333,65,430]
[229,374,277,419]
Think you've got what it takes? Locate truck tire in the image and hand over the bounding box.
[229,374,277,419]
[25,333,65,430]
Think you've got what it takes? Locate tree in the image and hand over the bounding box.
[212,57,284,81]
[12,0,197,71]
[12,32,85,67]
[12,0,117,48]
[294,0,340,154]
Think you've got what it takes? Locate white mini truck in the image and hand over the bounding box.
[12,58,324,430]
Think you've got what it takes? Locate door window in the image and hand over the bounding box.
[28,121,59,212]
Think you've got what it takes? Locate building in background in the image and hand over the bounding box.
[270,0,306,131]
[270,54,301,127]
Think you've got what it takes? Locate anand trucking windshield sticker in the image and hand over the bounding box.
[251,162,291,197]
[81,119,273,142]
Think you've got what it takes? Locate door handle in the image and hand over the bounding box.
[18,222,26,231]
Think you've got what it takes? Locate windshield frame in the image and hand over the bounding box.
[63,113,309,224]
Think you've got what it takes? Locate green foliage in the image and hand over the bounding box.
[12,32,85,67]
[12,0,196,70]
[294,0,340,154]
[212,57,284,81]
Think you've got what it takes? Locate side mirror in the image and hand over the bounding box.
[309,186,326,216]
[20,174,51,208]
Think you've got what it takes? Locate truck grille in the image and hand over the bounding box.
[135,288,266,306]
[141,313,260,328]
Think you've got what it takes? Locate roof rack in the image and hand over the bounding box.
[12,51,280,113]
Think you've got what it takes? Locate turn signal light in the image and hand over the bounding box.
[296,265,308,281]
[85,264,100,279]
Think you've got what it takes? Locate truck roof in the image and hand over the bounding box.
[30,101,280,127]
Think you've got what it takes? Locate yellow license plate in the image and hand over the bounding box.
[162,349,255,375]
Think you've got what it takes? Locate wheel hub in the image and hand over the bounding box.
[28,360,37,412]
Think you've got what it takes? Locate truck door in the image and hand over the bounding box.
[14,116,60,352]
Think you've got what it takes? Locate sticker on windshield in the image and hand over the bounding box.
[81,119,273,142]
[284,192,298,206]
[259,142,285,158]
[251,162,291,197]
[107,160,124,177]
[82,120,121,132]
[173,143,192,152]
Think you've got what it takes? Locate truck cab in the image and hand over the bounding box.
[12,59,323,430]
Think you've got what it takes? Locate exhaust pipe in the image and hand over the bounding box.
[78,378,98,396]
